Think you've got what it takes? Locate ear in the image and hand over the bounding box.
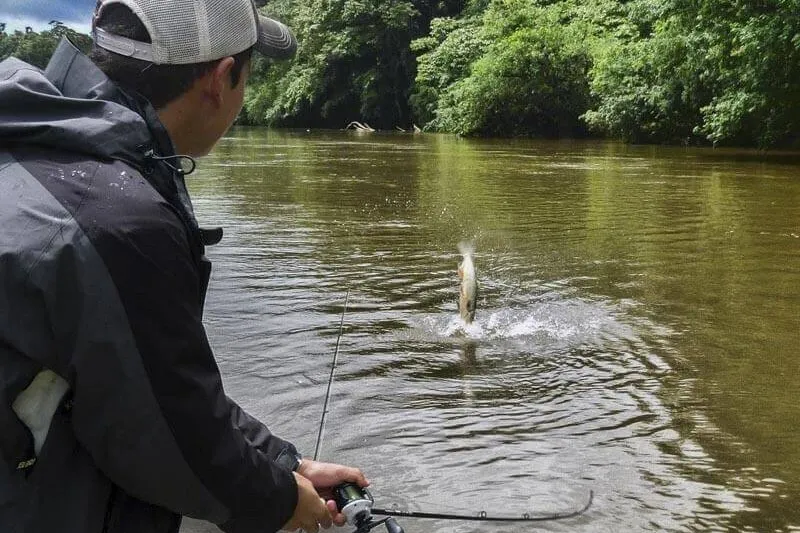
[204,56,236,108]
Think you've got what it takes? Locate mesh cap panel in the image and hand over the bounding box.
[95,0,282,64]
[206,0,259,62]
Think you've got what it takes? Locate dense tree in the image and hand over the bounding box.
[4,1,798,147]
[416,0,623,136]
[410,0,800,145]
[409,16,489,127]
[243,0,462,129]
[694,0,800,146]
[585,0,800,146]
[0,22,91,69]
[582,17,707,144]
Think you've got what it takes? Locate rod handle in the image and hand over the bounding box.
[384,517,404,533]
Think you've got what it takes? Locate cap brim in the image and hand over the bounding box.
[255,15,297,60]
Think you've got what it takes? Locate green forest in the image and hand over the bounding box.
[2,0,799,147]
[0,22,91,70]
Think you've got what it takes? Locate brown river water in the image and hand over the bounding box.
[181,128,800,533]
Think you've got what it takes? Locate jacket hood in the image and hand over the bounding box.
[0,38,209,232]
[0,38,175,171]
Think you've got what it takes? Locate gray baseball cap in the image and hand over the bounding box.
[92,0,297,64]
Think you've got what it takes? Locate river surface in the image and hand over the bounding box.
[181,128,800,533]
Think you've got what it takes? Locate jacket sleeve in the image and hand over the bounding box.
[35,166,299,532]
[228,396,300,460]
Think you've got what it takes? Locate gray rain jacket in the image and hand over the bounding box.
[0,39,299,533]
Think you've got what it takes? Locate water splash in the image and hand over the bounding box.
[420,296,636,351]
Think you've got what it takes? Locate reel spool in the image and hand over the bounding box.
[334,483,374,527]
[334,483,404,533]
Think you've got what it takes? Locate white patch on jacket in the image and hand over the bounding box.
[12,370,70,454]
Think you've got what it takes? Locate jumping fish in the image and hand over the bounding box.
[457,241,478,323]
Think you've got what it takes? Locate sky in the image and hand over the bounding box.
[0,0,95,33]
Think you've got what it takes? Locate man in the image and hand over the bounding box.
[0,1,367,532]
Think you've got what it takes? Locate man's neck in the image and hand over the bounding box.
[157,97,198,156]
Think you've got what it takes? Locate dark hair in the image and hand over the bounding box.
[89,4,253,109]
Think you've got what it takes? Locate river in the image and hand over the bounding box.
[181,128,800,533]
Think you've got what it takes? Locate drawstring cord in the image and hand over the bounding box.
[142,149,197,175]
[138,146,228,244]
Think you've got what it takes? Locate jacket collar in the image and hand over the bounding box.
[0,38,203,235]
[43,38,178,173]
[48,38,201,227]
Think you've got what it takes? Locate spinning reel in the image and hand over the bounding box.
[334,483,404,533]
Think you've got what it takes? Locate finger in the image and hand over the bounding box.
[326,501,347,527]
[317,498,333,529]
[338,466,369,487]
[332,512,347,527]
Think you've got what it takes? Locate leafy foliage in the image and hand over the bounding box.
[4,1,798,147]
[410,0,800,145]
[695,0,800,146]
[0,22,91,69]
[585,0,800,146]
[411,0,629,136]
[583,17,709,143]
[243,0,460,129]
[409,16,488,126]
[432,11,594,136]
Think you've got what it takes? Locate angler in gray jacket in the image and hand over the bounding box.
[0,1,368,532]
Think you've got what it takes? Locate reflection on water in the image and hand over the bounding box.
[182,129,800,533]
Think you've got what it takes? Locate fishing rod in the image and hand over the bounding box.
[371,490,594,522]
[316,289,594,533]
[313,288,349,461]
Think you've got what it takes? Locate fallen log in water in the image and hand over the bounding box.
[345,121,375,132]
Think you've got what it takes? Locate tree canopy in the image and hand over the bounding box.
[0,22,91,69]
[242,0,799,147]
[3,1,798,147]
